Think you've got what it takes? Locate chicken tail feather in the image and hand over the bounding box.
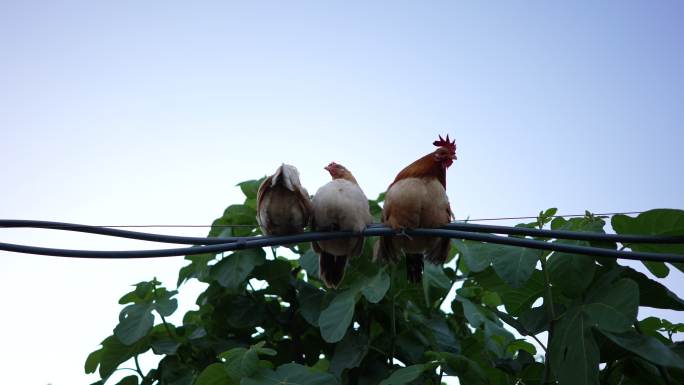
[425,237,451,264]
[319,252,347,288]
[406,254,424,283]
[374,236,400,264]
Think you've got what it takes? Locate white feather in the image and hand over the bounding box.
[312,179,371,257]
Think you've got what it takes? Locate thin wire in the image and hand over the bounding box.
[462,211,644,222]
[0,211,646,228]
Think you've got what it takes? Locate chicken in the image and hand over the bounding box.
[375,135,457,283]
[256,164,312,236]
[311,162,373,288]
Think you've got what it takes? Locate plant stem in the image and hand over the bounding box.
[436,254,463,310]
[134,354,144,378]
[530,334,548,353]
[389,264,397,367]
[368,345,388,356]
[152,284,176,340]
[540,248,556,384]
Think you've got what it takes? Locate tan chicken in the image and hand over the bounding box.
[311,162,373,288]
[375,135,457,282]
[256,164,312,235]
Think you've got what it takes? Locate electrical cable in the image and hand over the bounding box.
[1,222,683,263]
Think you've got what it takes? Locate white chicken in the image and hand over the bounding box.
[256,164,312,236]
[311,162,373,288]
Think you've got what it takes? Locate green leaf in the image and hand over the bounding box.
[423,263,451,290]
[638,316,663,332]
[252,258,294,297]
[211,249,266,290]
[519,306,548,335]
[362,269,390,304]
[318,289,357,343]
[422,263,451,306]
[297,281,325,327]
[195,363,234,385]
[621,267,684,310]
[459,297,490,328]
[369,199,383,221]
[585,278,638,332]
[674,262,684,274]
[641,261,670,278]
[425,317,461,354]
[548,242,596,297]
[453,240,493,273]
[481,291,502,308]
[473,268,545,315]
[237,178,265,200]
[599,329,684,370]
[490,245,541,288]
[150,324,181,355]
[177,252,215,286]
[378,364,426,385]
[153,289,178,317]
[98,335,149,380]
[240,348,260,377]
[157,357,193,385]
[114,303,155,345]
[551,216,606,233]
[311,358,330,373]
[242,363,338,385]
[549,307,600,385]
[220,342,277,377]
[442,353,488,385]
[506,339,537,355]
[299,250,319,279]
[209,204,258,237]
[218,347,249,379]
[542,207,558,221]
[612,209,684,254]
[84,348,102,374]
[330,331,369,377]
[115,376,139,385]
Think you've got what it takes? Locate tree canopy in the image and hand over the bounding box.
[86,177,684,385]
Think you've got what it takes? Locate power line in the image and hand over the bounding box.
[0,211,647,229]
[3,218,683,246]
[461,211,644,222]
[1,219,683,262]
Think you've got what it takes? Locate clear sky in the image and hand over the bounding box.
[1,1,683,384]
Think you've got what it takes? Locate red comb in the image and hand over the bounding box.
[433,134,456,153]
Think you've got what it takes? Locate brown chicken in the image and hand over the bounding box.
[375,135,457,283]
[256,164,312,235]
[311,162,373,288]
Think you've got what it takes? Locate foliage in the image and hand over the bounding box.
[86,180,684,385]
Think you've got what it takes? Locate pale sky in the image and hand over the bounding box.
[1,1,683,384]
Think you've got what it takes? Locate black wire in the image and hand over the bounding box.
[1,225,683,263]
[441,222,684,244]
[0,220,240,245]
[3,219,683,245]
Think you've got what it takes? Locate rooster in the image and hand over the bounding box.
[375,135,457,283]
[256,164,312,235]
[311,162,373,288]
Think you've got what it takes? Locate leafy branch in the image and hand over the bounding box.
[84,178,684,385]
